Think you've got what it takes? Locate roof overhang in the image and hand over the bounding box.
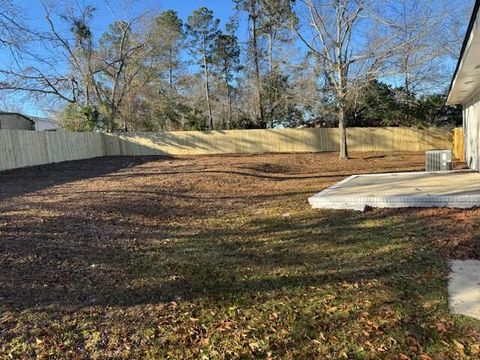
[447,0,480,105]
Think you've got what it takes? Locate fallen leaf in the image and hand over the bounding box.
[453,339,465,355]
[436,322,447,333]
[248,342,259,351]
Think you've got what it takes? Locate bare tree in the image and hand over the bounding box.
[294,0,368,159]
[0,4,94,106]
[98,19,152,131]
[380,0,470,94]
[0,2,66,106]
[438,0,473,60]
[0,2,152,131]
[0,0,32,55]
[0,1,469,132]
[295,0,422,159]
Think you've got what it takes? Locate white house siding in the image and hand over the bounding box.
[33,117,60,131]
[464,91,480,170]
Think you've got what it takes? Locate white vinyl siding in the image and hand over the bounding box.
[464,91,480,170]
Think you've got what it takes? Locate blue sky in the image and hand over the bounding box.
[159,0,235,22]
[22,0,239,36]
[1,0,468,116]
[1,0,241,116]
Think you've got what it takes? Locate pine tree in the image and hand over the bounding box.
[212,31,241,128]
[186,8,220,130]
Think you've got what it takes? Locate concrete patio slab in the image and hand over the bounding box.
[308,171,480,211]
[449,260,480,321]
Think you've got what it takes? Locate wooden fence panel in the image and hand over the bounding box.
[106,127,452,156]
[0,130,105,172]
[104,128,342,156]
[453,128,465,161]
[1,127,454,172]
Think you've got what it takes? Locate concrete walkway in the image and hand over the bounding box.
[449,260,480,321]
[309,171,480,211]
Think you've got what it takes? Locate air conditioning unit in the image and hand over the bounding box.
[426,150,453,172]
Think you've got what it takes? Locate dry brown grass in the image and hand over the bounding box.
[1,152,479,359]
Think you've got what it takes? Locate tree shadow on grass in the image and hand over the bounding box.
[1,179,469,357]
[0,204,442,313]
[1,153,476,357]
[0,156,169,202]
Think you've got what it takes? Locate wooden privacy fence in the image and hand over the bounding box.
[0,127,455,171]
[0,130,105,171]
[104,127,452,156]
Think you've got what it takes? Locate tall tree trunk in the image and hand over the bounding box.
[110,105,118,132]
[224,63,232,130]
[85,81,90,105]
[169,47,174,90]
[202,34,214,130]
[403,51,410,93]
[250,8,265,127]
[220,102,226,128]
[337,51,349,159]
[338,105,348,160]
[268,33,273,73]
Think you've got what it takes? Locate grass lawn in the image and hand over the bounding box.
[1,152,480,359]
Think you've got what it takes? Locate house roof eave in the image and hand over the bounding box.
[447,0,480,105]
